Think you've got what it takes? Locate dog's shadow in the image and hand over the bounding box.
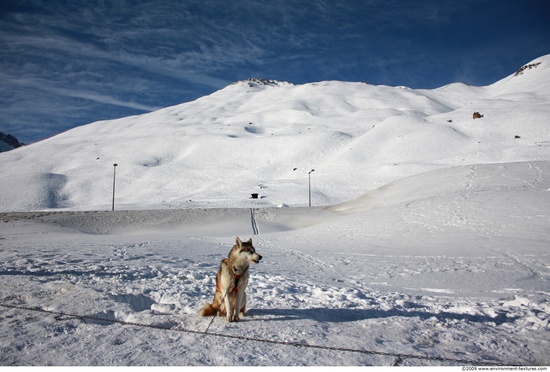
[247,307,516,326]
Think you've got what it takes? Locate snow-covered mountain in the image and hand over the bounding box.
[1,56,549,212]
[1,57,550,366]
[0,132,24,153]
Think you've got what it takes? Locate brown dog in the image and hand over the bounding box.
[199,237,262,322]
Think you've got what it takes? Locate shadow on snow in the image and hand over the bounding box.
[247,307,517,326]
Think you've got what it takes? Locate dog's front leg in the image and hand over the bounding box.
[233,294,241,322]
[223,291,234,322]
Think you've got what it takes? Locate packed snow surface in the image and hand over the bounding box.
[1,56,550,366]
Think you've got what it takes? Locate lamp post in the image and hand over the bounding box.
[112,163,118,211]
[308,169,315,207]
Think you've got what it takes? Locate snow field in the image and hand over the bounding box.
[0,225,547,366]
[1,56,550,366]
[1,160,549,365]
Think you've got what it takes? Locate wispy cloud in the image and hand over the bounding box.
[34,82,162,112]
[1,0,548,142]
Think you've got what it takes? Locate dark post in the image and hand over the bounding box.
[112,163,118,211]
[308,169,315,207]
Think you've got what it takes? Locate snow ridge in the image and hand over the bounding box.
[230,77,294,88]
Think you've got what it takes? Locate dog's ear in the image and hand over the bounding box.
[247,238,252,244]
[236,237,242,247]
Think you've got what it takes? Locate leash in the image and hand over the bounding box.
[0,302,509,366]
[203,289,229,333]
[204,261,243,333]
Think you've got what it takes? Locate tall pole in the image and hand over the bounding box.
[112,163,118,211]
[308,169,315,207]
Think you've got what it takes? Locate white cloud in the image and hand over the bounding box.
[3,74,160,111]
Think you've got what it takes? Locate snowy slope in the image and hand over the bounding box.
[0,56,549,366]
[0,160,549,366]
[1,55,550,212]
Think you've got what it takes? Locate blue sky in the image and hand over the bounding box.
[1,0,549,143]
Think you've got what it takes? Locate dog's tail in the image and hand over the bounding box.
[199,302,218,317]
[199,291,223,316]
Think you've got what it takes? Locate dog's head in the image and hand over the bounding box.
[235,237,262,264]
